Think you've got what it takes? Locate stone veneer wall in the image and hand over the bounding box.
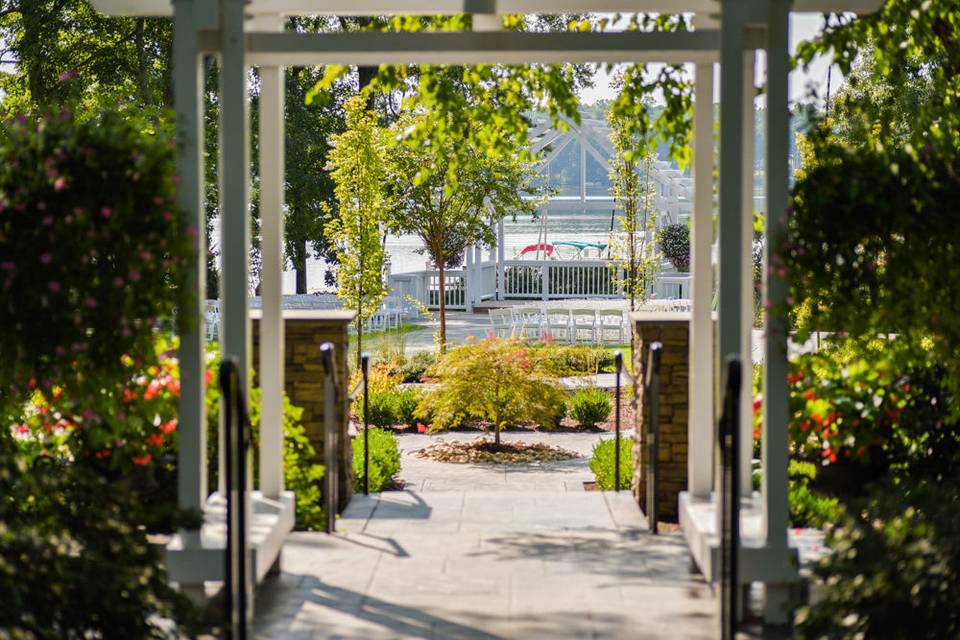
[252,310,356,512]
[631,312,690,522]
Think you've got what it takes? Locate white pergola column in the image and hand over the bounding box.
[688,62,714,499]
[740,50,756,497]
[762,0,793,620]
[173,0,207,544]
[716,0,747,533]
[496,218,505,300]
[464,244,474,312]
[256,16,286,499]
[219,0,251,476]
[763,0,792,551]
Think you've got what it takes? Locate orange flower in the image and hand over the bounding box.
[147,433,164,447]
[132,453,152,466]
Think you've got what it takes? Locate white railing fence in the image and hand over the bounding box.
[387,261,691,311]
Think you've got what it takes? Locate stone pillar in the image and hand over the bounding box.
[631,311,691,522]
[252,309,356,512]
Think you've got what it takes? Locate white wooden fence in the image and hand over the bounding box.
[388,259,691,311]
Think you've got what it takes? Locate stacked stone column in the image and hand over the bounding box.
[252,309,356,512]
[631,312,690,522]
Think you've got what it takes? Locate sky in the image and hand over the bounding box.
[578,14,840,107]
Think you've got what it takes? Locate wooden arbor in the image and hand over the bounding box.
[92,0,883,622]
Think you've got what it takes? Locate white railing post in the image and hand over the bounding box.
[542,264,550,301]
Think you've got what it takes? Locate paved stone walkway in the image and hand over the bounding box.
[253,432,716,639]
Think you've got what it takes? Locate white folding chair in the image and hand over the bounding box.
[545,308,573,343]
[487,308,511,338]
[597,309,626,344]
[514,306,543,339]
[571,308,599,344]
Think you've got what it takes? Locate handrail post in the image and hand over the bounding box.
[614,351,622,492]
[720,356,743,640]
[320,343,338,534]
[646,342,663,534]
[361,353,370,496]
[220,358,251,639]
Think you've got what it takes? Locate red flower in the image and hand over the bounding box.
[167,378,181,395]
[787,370,804,385]
[803,389,817,401]
[147,433,164,447]
[123,387,138,403]
[752,397,762,416]
[143,381,160,401]
[205,369,214,386]
[416,423,427,434]
[132,453,152,466]
[821,448,837,464]
[159,419,177,434]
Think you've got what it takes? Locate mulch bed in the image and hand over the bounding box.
[416,438,580,464]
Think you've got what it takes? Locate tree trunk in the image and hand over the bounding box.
[437,262,447,351]
[356,317,363,371]
[134,18,153,106]
[20,0,51,108]
[294,239,307,294]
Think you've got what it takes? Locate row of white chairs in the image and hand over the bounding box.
[487,306,628,344]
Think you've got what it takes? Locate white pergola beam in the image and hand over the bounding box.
[94,0,885,17]
[199,30,768,66]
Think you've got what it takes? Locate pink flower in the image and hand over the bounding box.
[84,297,97,308]
[100,207,112,219]
[486,330,496,340]
[42,216,53,226]
[47,281,60,293]
[153,196,164,205]
[163,211,174,221]
[129,270,141,282]
[140,250,153,262]
[53,177,66,191]
[39,253,52,265]
[0,261,15,271]
[113,276,124,287]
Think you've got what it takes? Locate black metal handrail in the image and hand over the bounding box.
[220,357,252,639]
[719,355,743,640]
[320,343,339,534]
[644,342,662,534]
[360,354,370,495]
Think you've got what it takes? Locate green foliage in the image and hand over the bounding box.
[363,391,400,428]
[325,96,389,364]
[589,437,633,490]
[352,427,401,492]
[0,441,199,638]
[569,388,612,428]
[0,110,190,419]
[416,337,567,440]
[787,460,840,529]
[397,350,437,383]
[531,344,612,376]
[606,105,660,310]
[795,475,960,639]
[657,223,690,271]
[782,340,957,478]
[391,387,421,427]
[787,141,960,405]
[607,15,693,168]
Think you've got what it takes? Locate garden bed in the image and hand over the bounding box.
[416,438,579,464]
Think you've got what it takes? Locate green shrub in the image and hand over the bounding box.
[570,388,612,427]
[788,460,840,529]
[533,344,610,375]
[392,387,421,427]
[353,427,402,492]
[796,474,960,639]
[364,391,399,427]
[398,350,436,382]
[0,443,199,638]
[589,437,633,490]
[415,337,567,443]
[0,110,191,420]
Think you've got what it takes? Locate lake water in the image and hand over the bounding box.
[283,208,624,293]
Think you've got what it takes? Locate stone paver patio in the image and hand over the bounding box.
[253,432,717,639]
